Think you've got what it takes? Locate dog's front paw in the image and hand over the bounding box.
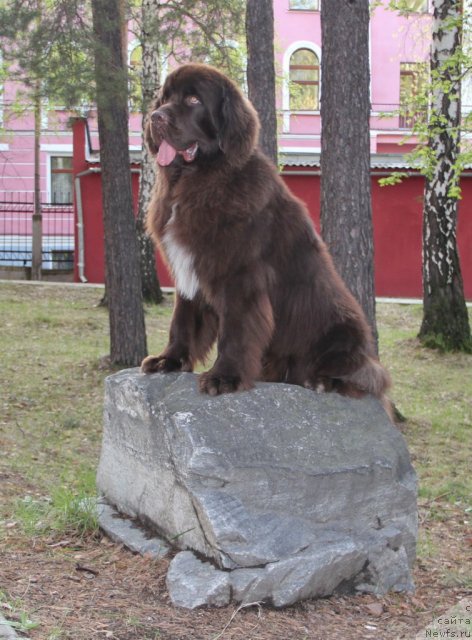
[199,370,252,396]
[141,354,192,374]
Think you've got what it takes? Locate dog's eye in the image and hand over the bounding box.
[185,95,201,106]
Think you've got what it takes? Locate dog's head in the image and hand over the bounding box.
[145,64,260,169]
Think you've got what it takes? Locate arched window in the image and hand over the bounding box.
[130,44,142,68]
[129,45,142,112]
[289,48,320,111]
[399,62,428,128]
[403,0,428,11]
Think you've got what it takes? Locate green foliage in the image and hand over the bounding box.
[0,0,246,115]
[0,0,95,109]
[384,1,472,198]
[389,0,429,16]
[378,171,409,187]
[128,0,246,109]
[147,0,245,77]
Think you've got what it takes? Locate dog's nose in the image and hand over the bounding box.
[151,109,168,125]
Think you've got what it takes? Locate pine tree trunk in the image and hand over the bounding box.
[31,0,43,281]
[31,87,42,281]
[320,0,377,345]
[245,0,278,165]
[419,0,471,351]
[92,0,148,366]
[136,0,163,304]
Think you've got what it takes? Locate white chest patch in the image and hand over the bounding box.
[161,204,200,300]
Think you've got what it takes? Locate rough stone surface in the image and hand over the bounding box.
[166,551,231,609]
[0,615,22,639]
[96,499,170,559]
[97,369,417,608]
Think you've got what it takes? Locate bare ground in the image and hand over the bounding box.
[1,493,471,640]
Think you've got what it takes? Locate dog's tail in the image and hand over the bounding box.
[340,356,393,421]
[342,356,390,397]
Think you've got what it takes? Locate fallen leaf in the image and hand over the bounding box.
[365,603,384,617]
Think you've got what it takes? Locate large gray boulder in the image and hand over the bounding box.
[97,369,417,608]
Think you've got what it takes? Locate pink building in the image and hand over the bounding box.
[1,0,471,296]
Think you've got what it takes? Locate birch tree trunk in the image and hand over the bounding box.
[245,0,278,165]
[419,0,471,351]
[92,0,148,366]
[320,0,377,345]
[136,0,163,304]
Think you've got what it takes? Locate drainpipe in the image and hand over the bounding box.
[74,166,141,283]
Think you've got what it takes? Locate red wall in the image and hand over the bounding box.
[73,121,471,299]
[372,175,423,298]
[283,172,471,300]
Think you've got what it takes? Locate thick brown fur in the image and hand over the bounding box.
[141,63,391,410]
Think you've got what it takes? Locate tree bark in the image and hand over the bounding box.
[136,0,164,305]
[31,0,43,281]
[245,0,278,165]
[92,0,148,366]
[32,86,42,281]
[320,0,377,345]
[419,0,471,351]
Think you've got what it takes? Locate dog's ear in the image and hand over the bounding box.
[217,79,260,167]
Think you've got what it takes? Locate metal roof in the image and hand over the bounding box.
[280,151,421,170]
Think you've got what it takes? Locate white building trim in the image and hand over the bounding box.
[279,145,321,153]
[40,144,74,152]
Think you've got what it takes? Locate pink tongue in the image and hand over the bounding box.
[157,140,177,167]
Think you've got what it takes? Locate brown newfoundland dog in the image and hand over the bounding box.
[141,63,391,409]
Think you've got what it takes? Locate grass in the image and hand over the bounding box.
[0,590,40,633]
[1,283,471,529]
[376,302,472,508]
[0,282,173,539]
[13,482,99,538]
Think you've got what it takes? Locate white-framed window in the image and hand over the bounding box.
[50,155,73,204]
[289,0,319,10]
